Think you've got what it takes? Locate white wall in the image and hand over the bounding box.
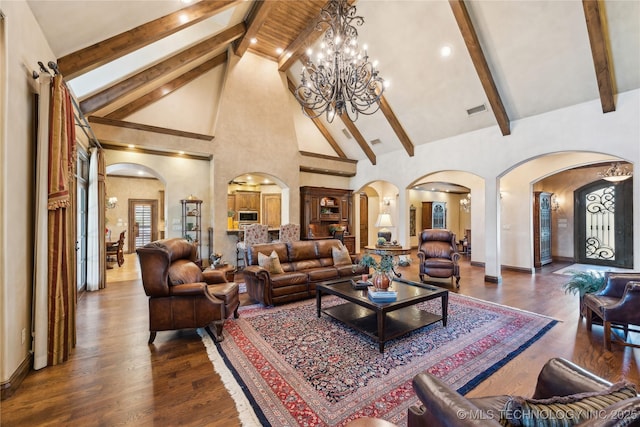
[352,90,640,279]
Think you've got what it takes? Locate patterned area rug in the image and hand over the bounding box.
[201,293,557,427]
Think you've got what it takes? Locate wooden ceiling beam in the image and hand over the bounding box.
[449,0,510,136]
[89,116,214,141]
[80,23,245,115]
[106,52,228,120]
[234,0,277,57]
[57,0,242,79]
[379,95,414,157]
[582,0,616,113]
[286,77,347,159]
[340,115,376,165]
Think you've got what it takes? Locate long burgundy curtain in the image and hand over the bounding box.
[47,74,77,365]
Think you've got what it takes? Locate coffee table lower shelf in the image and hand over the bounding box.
[321,303,443,352]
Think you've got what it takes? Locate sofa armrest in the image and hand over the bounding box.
[409,373,502,427]
[243,265,272,306]
[597,273,640,298]
[202,269,228,284]
[532,358,613,399]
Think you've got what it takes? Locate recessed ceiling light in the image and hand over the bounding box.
[137,171,144,176]
[178,13,188,24]
[276,47,283,55]
[128,144,135,149]
[440,45,452,57]
[178,151,184,155]
[250,38,257,44]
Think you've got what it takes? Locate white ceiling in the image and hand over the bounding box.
[26,0,640,162]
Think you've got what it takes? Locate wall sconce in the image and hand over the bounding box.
[459,194,471,212]
[551,195,560,211]
[383,197,391,206]
[106,196,118,209]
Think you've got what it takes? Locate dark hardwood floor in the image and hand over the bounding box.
[2,252,638,426]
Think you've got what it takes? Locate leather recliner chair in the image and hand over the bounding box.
[137,238,240,344]
[417,229,461,287]
[408,357,640,427]
[584,272,640,351]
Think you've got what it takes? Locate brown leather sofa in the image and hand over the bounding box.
[243,239,367,306]
[137,238,240,343]
[408,357,640,427]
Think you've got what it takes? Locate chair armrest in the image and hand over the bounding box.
[410,373,501,427]
[451,252,461,263]
[169,282,207,296]
[601,282,640,323]
[532,358,612,399]
[417,251,426,263]
[202,269,228,284]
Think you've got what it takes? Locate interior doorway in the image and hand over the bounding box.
[128,199,158,253]
[574,178,633,268]
[359,194,368,249]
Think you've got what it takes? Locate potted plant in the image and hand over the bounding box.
[359,253,395,289]
[562,270,605,317]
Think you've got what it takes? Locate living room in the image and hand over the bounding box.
[1,0,639,425]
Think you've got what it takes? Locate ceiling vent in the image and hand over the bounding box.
[341,128,353,139]
[370,138,382,145]
[466,104,487,116]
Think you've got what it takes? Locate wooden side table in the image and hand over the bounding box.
[212,264,236,282]
[364,245,411,278]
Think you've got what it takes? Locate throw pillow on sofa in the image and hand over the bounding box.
[258,250,284,274]
[501,381,637,427]
[332,244,352,266]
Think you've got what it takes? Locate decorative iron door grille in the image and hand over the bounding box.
[584,186,616,261]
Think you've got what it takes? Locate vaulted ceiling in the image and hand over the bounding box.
[27,0,640,165]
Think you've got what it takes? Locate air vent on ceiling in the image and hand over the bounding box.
[466,104,487,116]
[341,128,353,139]
[370,138,382,145]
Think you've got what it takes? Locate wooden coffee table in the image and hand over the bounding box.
[316,277,448,352]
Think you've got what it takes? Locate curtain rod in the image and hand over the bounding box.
[32,60,103,150]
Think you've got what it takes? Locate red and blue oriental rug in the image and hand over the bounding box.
[201,293,557,426]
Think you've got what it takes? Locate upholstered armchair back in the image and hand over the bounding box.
[418,229,457,259]
[137,238,199,297]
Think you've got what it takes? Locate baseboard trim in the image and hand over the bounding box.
[502,265,534,274]
[484,275,502,284]
[0,353,32,400]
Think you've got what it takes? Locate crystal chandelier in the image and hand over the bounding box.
[295,0,386,123]
[598,162,632,182]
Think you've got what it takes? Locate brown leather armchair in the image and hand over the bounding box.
[136,238,240,344]
[584,272,640,351]
[417,229,460,287]
[408,357,640,427]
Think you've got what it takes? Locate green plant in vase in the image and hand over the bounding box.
[562,270,605,317]
[359,253,395,290]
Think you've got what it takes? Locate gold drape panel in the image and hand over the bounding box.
[98,148,106,288]
[47,74,77,365]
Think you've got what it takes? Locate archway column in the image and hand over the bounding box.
[484,177,502,283]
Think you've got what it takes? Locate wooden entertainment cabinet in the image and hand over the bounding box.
[300,186,355,253]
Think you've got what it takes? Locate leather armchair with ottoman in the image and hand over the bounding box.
[584,272,640,351]
[243,239,367,306]
[137,238,240,343]
[408,357,639,427]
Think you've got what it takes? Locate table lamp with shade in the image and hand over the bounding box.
[375,213,393,243]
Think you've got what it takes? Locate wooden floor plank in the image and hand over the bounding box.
[2,253,638,425]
